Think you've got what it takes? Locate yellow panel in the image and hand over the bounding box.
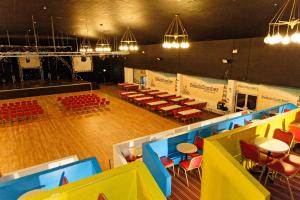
[27,161,166,200]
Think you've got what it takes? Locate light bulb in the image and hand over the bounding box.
[162,42,167,48]
[264,34,271,44]
[281,35,290,45]
[166,42,171,48]
[175,42,179,48]
[107,47,111,52]
[134,46,138,51]
[171,42,176,48]
[185,42,190,48]
[123,46,128,51]
[129,45,134,51]
[119,46,123,51]
[291,32,300,43]
[180,42,186,48]
[273,33,282,44]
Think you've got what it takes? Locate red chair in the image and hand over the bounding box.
[244,119,252,125]
[178,155,203,186]
[270,129,294,158]
[105,101,110,106]
[239,140,273,181]
[188,136,204,158]
[233,124,242,129]
[160,156,175,176]
[265,160,299,200]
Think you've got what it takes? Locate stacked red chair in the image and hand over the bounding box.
[0,100,44,124]
[59,93,109,112]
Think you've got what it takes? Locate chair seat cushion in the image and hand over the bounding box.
[268,160,299,177]
[282,154,300,167]
[179,160,191,170]
[160,156,174,168]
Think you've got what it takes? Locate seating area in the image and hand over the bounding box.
[58,93,110,112]
[0,100,44,124]
[119,85,207,123]
[142,103,297,198]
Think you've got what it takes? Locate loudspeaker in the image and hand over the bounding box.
[81,56,87,62]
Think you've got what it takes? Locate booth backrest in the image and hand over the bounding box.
[0,157,101,200]
[142,143,171,197]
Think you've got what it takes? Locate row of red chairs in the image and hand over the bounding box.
[58,94,110,111]
[0,100,44,123]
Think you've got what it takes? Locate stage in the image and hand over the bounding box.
[0,80,94,100]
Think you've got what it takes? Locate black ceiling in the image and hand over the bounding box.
[0,0,281,44]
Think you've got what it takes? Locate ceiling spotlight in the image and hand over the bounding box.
[43,5,47,10]
[222,59,232,64]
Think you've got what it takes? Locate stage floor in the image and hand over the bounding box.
[0,80,92,100]
[0,80,90,91]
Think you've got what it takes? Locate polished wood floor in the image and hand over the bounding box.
[0,85,181,173]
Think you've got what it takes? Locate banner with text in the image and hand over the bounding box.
[146,70,177,92]
[180,74,226,110]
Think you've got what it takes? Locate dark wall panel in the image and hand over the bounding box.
[125,37,300,88]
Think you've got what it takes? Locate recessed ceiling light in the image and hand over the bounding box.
[274,3,278,6]
[43,5,47,10]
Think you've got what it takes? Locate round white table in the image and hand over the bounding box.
[176,143,197,154]
[254,137,289,153]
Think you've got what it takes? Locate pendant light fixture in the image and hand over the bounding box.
[264,0,300,45]
[119,27,138,51]
[162,14,190,49]
[80,19,93,53]
[95,24,111,52]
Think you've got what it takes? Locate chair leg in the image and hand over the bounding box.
[197,167,202,181]
[177,166,180,177]
[184,170,189,187]
[259,166,266,182]
[172,165,175,177]
[264,171,269,186]
[286,177,295,200]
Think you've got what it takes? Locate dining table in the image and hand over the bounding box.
[160,105,182,112]
[254,137,289,154]
[178,109,201,116]
[176,143,198,159]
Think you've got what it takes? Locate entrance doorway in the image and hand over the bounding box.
[235,93,257,112]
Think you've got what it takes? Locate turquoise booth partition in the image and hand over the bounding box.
[0,157,101,200]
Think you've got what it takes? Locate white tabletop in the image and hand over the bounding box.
[124,84,138,88]
[139,89,153,92]
[251,119,261,123]
[147,100,168,106]
[121,91,137,95]
[176,143,198,154]
[148,91,165,95]
[178,109,201,115]
[134,96,153,101]
[157,94,175,98]
[127,94,144,98]
[171,97,188,102]
[184,101,205,106]
[254,137,289,153]
[160,105,182,111]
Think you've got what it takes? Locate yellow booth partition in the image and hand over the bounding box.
[201,108,300,200]
[26,161,166,200]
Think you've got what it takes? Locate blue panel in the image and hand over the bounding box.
[142,143,171,197]
[0,157,101,200]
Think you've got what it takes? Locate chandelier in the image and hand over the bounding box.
[162,14,190,49]
[119,27,138,51]
[80,20,93,53]
[264,0,300,45]
[79,39,93,53]
[95,24,111,52]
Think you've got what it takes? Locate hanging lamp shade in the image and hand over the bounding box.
[162,14,190,49]
[264,0,300,45]
[119,27,138,51]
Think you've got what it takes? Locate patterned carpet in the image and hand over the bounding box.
[167,165,300,200]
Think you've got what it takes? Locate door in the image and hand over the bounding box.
[235,93,257,112]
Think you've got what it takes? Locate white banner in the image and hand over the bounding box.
[146,70,177,92]
[72,56,93,72]
[180,74,226,110]
[124,67,133,83]
[19,55,40,69]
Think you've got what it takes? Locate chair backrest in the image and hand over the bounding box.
[188,155,203,170]
[239,140,259,163]
[233,124,242,129]
[194,136,204,150]
[273,128,294,147]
